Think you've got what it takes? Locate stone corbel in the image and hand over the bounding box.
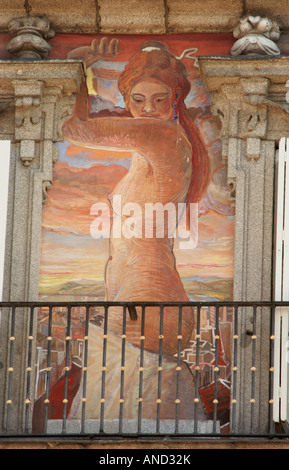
[40,91,76,206]
[239,78,269,143]
[210,78,270,162]
[12,79,44,167]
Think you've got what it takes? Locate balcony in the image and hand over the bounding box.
[0,300,289,446]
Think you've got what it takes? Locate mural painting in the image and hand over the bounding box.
[34,35,235,433]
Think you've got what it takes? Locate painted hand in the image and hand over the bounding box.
[67,37,120,68]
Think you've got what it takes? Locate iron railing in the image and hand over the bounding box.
[0,301,289,441]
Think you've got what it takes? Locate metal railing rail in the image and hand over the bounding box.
[0,300,289,440]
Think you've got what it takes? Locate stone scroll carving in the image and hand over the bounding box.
[203,64,289,209]
[0,61,85,206]
[231,16,281,56]
[13,80,44,167]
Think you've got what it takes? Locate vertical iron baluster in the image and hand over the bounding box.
[6,306,16,434]
[99,305,108,433]
[269,304,275,435]
[156,305,164,434]
[231,305,238,434]
[194,305,201,434]
[80,306,90,434]
[119,305,127,434]
[213,305,220,433]
[250,305,257,434]
[62,306,72,434]
[174,305,183,434]
[44,306,53,434]
[24,306,34,434]
[137,305,146,434]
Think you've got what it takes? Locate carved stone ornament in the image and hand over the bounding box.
[198,57,289,210]
[231,16,281,56]
[0,60,84,204]
[7,16,55,59]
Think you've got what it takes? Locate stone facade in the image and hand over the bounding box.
[1,0,289,34]
[0,1,289,443]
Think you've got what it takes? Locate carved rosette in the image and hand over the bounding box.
[231,16,281,56]
[7,16,55,59]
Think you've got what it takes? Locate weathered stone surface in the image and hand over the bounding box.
[7,16,55,59]
[245,0,289,30]
[2,438,289,449]
[167,0,244,32]
[0,0,289,34]
[231,16,281,56]
[0,0,98,34]
[98,0,166,33]
[0,60,84,94]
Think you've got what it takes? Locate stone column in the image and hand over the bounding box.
[0,59,85,434]
[198,56,289,433]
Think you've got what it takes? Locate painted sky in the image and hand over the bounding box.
[39,35,235,300]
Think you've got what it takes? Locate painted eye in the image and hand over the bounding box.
[132,95,144,104]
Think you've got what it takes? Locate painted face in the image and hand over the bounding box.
[128,78,174,121]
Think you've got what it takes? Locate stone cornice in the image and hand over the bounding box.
[198,55,289,90]
[198,55,289,144]
[0,59,85,94]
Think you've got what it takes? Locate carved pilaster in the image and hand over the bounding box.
[199,56,289,435]
[0,59,85,434]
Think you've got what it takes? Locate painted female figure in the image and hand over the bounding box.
[64,39,210,422]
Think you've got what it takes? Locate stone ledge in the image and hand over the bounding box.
[166,0,244,33]
[198,55,289,91]
[0,0,289,34]
[1,438,289,449]
[98,0,166,33]
[198,55,289,142]
[0,59,85,94]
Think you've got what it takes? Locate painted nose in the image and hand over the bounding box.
[143,100,155,113]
